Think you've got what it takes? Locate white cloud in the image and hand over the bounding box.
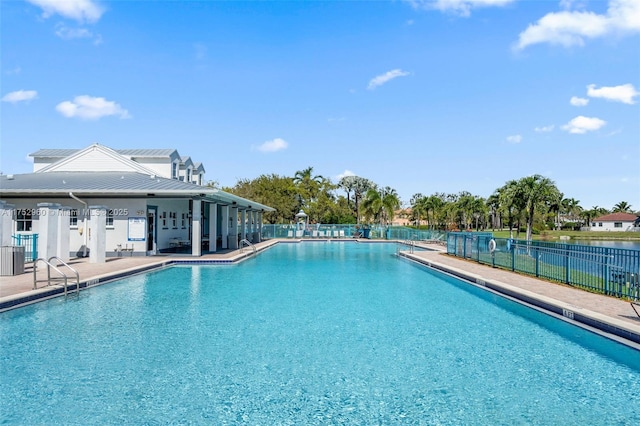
[506,134,522,143]
[368,69,410,90]
[55,95,130,120]
[27,0,105,23]
[406,0,514,17]
[337,170,356,180]
[587,83,639,104]
[256,138,288,153]
[2,90,38,103]
[54,23,102,45]
[570,96,589,106]
[562,115,606,134]
[5,67,21,76]
[515,0,640,50]
[534,124,555,133]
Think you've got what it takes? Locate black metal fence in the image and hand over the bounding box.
[447,232,640,301]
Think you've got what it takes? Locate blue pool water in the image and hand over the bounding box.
[1,242,639,424]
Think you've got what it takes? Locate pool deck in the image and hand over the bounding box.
[1,239,639,347]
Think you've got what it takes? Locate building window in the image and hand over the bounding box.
[70,209,79,227]
[106,210,114,228]
[598,223,602,227]
[172,162,178,179]
[591,222,596,227]
[614,222,622,228]
[181,213,186,228]
[16,210,32,232]
[186,168,192,183]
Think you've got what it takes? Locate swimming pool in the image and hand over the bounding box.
[1,242,639,424]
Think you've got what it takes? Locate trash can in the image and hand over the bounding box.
[0,246,25,276]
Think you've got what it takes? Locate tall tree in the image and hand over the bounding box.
[612,201,632,213]
[338,175,357,210]
[352,177,375,224]
[362,187,400,227]
[514,175,561,242]
[293,166,324,207]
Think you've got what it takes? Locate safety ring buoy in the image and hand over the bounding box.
[488,239,496,253]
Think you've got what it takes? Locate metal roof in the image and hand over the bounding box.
[117,149,178,157]
[30,148,179,158]
[29,149,78,158]
[0,172,274,211]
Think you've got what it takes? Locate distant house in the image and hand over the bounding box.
[590,212,640,232]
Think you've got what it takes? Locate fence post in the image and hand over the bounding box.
[604,247,610,296]
[511,241,515,271]
[535,246,539,277]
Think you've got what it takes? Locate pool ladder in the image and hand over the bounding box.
[397,239,415,255]
[33,256,80,297]
[239,239,257,256]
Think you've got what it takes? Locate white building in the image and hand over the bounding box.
[590,212,640,232]
[1,144,273,261]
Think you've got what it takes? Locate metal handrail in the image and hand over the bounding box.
[33,257,80,297]
[48,256,80,296]
[397,239,415,255]
[239,239,257,255]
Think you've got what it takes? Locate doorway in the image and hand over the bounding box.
[147,207,157,255]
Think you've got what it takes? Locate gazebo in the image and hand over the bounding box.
[295,209,308,233]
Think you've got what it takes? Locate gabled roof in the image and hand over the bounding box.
[193,162,205,173]
[36,144,158,175]
[180,156,194,169]
[30,148,179,159]
[0,172,274,211]
[593,212,638,222]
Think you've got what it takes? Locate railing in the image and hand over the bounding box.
[447,233,640,301]
[397,240,415,255]
[33,257,80,297]
[239,239,257,255]
[11,233,38,262]
[260,225,447,241]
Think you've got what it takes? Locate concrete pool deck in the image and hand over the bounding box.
[1,239,639,347]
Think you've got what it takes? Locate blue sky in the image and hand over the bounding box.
[2,0,639,211]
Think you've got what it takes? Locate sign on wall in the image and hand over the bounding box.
[128,217,146,241]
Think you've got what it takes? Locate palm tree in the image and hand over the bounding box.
[338,175,356,210]
[362,187,400,227]
[352,177,375,224]
[293,166,323,207]
[612,201,632,213]
[496,180,522,239]
[410,193,425,227]
[514,175,561,242]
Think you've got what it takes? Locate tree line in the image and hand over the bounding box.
[221,168,636,237]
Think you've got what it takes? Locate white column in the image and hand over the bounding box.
[89,205,107,263]
[251,211,258,243]
[221,205,229,249]
[191,199,202,257]
[57,206,71,262]
[258,212,263,242]
[229,206,238,249]
[0,201,14,246]
[209,203,217,253]
[37,203,61,260]
[240,209,246,242]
